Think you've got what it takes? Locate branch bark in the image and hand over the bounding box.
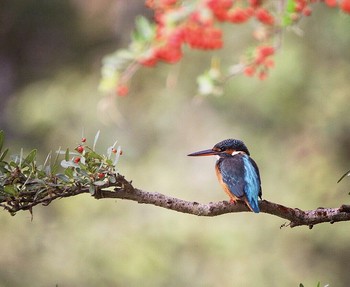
[2,174,350,228]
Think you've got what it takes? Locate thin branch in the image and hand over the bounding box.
[1,174,350,228]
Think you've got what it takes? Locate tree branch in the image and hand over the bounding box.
[1,174,350,228]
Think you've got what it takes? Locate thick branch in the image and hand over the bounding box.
[96,186,350,228]
[1,174,350,228]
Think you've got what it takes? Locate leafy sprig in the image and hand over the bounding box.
[0,130,122,215]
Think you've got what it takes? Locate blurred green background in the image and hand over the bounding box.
[1,1,350,286]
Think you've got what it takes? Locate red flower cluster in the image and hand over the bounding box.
[110,0,350,97]
[322,0,350,13]
[139,0,278,69]
[294,0,313,16]
[183,23,223,49]
[244,45,275,80]
[207,0,276,25]
[226,7,254,23]
[255,8,275,25]
[140,5,227,66]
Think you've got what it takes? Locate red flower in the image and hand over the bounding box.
[244,66,256,77]
[258,70,268,80]
[184,24,223,50]
[303,7,312,16]
[74,157,81,163]
[258,46,275,58]
[206,0,233,21]
[139,56,158,67]
[167,28,185,48]
[325,0,337,7]
[226,8,253,23]
[340,0,350,13]
[206,0,233,11]
[249,0,262,8]
[264,58,275,68]
[295,0,307,12]
[112,148,123,155]
[76,145,84,153]
[117,85,129,96]
[255,8,275,25]
[155,44,183,63]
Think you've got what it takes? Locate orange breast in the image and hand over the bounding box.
[215,164,238,202]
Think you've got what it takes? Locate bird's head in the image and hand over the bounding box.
[187,139,250,157]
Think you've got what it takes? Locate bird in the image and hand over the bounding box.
[188,139,262,213]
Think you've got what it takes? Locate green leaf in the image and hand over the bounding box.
[135,16,155,42]
[197,73,214,96]
[10,161,18,168]
[337,169,350,183]
[116,49,134,61]
[65,148,70,161]
[23,149,37,166]
[44,165,51,176]
[77,166,89,177]
[0,161,9,173]
[52,147,61,175]
[109,176,117,184]
[0,148,9,162]
[0,130,4,154]
[107,140,119,159]
[34,188,48,200]
[89,184,95,195]
[19,148,23,167]
[64,167,74,178]
[113,146,122,166]
[61,160,78,169]
[286,0,296,13]
[93,130,100,151]
[56,173,71,183]
[43,151,51,167]
[282,0,296,26]
[4,185,18,196]
[85,150,103,161]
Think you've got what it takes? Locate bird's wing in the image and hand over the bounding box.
[241,155,261,213]
[247,157,262,199]
[219,155,246,199]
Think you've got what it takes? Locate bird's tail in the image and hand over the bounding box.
[244,197,260,213]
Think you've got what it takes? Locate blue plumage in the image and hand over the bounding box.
[188,139,262,213]
[242,155,260,213]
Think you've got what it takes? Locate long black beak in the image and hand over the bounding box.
[187,149,220,157]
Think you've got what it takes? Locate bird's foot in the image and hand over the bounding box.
[229,198,237,204]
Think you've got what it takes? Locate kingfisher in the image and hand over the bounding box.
[188,139,262,213]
